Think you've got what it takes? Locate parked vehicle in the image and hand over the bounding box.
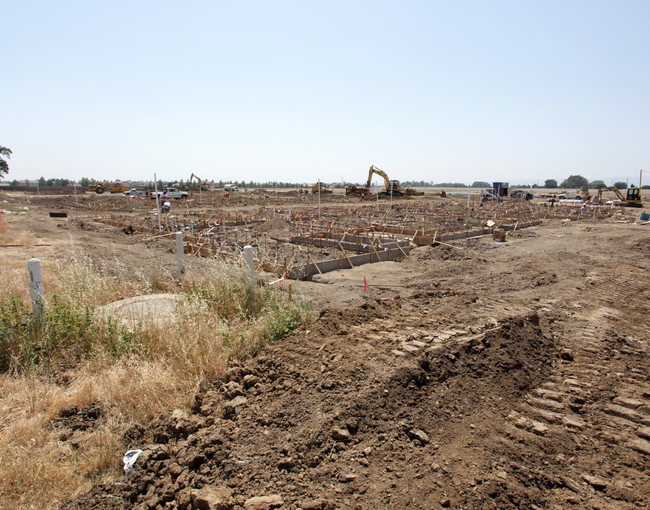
[224,184,240,192]
[88,182,129,194]
[480,189,501,201]
[123,188,147,196]
[510,190,534,200]
[558,191,586,200]
[150,187,189,199]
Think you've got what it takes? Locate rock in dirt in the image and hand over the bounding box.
[190,486,233,510]
[222,381,244,399]
[222,396,248,419]
[338,472,357,483]
[242,374,259,389]
[277,457,295,471]
[243,494,284,509]
[406,428,430,444]
[582,474,608,490]
[299,499,334,510]
[331,427,352,442]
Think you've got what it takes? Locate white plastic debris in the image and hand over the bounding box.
[123,449,143,475]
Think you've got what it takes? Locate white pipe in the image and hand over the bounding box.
[28,258,45,319]
[154,173,161,230]
[176,232,185,275]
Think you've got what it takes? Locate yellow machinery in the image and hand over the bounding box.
[88,182,129,194]
[344,184,371,197]
[597,187,643,208]
[312,183,333,194]
[190,173,208,190]
[366,165,404,197]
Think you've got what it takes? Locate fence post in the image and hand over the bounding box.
[243,245,255,288]
[176,232,185,275]
[28,258,45,319]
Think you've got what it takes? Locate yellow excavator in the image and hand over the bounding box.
[88,182,129,194]
[597,186,643,208]
[312,183,333,194]
[366,165,404,197]
[190,173,209,190]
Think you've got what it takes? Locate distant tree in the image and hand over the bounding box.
[46,178,55,186]
[0,146,12,179]
[10,179,19,186]
[560,175,589,188]
[642,185,650,190]
[38,177,46,186]
[24,179,29,186]
[613,181,627,190]
[589,180,606,189]
[471,181,491,188]
[434,182,468,187]
[80,177,91,187]
[544,179,558,188]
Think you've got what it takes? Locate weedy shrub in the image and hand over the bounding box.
[0,245,315,509]
[0,295,141,374]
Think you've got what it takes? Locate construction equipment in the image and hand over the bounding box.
[597,187,643,208]
[366,165,405,197]
[190,173,208,190]
[312,183,333,194]
[344,184,371,198]
[88,182,129,194]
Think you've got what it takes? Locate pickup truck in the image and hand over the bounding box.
[123,188,147,196]
[558,192,586,200]
[150,187,189,199]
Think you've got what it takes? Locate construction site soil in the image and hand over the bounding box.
[2,190,649,509]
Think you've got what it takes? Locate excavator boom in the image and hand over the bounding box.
[367,165,404,196]
[190,173,208,190]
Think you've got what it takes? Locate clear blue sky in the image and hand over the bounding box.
[2,0,648,186]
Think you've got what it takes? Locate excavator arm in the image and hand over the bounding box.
[366,165,392,191]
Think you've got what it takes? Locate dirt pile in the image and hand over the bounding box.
[60,310,560,510]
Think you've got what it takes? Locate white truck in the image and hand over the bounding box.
[150,187,189,199]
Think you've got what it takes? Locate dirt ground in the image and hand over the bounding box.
[2,190,650,509]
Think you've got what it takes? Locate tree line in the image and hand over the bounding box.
[0,148,645,190]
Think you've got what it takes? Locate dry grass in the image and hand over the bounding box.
[0,223,313,509]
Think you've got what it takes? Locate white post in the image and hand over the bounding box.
[28,258,45,319]
[154,173,161,230]
[176,232,185,275]
[243,245,255,288]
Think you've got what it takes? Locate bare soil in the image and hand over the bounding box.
[2,191,650,509]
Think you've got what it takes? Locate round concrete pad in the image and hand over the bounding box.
[99,294,179,327]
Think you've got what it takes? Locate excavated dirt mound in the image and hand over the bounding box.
[60,310,561,510]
